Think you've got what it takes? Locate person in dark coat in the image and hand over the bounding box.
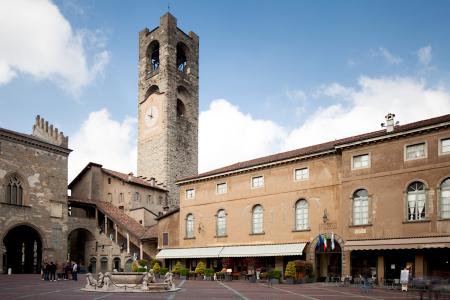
[49,262,56,281]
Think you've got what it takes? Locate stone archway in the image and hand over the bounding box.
[67,228,96,268]
[3,225,43,274]
[306,233,345,281]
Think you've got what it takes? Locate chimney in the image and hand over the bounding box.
[127,172,134,182]
[381,113,398,133]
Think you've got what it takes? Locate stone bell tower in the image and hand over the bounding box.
[137,13,199,208]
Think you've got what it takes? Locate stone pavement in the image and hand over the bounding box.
[0,274,426,299]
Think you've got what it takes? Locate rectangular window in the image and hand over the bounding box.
[186,189,195,200]
[119,193,124,203]
[441,138,450,154]
[294,167,309,181]
[216,183,227,194]
[352,154,370,169]
[147,195,152,205]
[162,232,169,247]
[134,192,140,202]
[405,143,426,160]
[107,193,112,202]
[251,176,264,188]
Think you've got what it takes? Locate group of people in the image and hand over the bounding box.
[41,261,78,281]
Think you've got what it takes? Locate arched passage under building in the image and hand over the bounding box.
[315,238,342,281]
[3,225,42,274]
[67,228,95,268]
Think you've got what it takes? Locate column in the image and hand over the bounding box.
[342,250,351,277]
[104,216,108,235]
[126,233,130,254]
[115,224,118,243]
[377,255,384,286]
[415,254,424,279]
[95,209,98,223]
[139,242,143,260]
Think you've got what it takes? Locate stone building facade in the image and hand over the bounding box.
[137,13,199,208]
[0,116,71,274]
[157,114,450,283]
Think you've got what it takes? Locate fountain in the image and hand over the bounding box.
[82,270,180,293]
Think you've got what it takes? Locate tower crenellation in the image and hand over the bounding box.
[137,13,199,208]
[32,115,69,147]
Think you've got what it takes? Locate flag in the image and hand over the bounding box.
[331,232,335,251]
[323,234,327,251]
[317,234,323,249]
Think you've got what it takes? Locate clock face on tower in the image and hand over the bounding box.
[144,105,159,128]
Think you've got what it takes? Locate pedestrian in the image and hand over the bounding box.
[72,261,78,281]
[64,261,71,280]
[44,262,49,281]
[49,262,56,281]
[56,261,63,280]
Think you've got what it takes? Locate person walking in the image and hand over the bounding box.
[49,262,56,281]
[64,261,71,280]
[72,261,78,281]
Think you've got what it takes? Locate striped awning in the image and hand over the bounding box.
[219,243,306,257]
[156,247,223,259]
[345,236,450,251]
[156,243,306,259]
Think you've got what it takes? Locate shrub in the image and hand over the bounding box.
[284,261,296,279]
[305,262,314,278]
[153,262,161,274]
[195,261,206,275]
[180,268,189,277]
[160,267,168,275]
[150,259,162,268]
[269,269,282,280]
[137,266,147,272]
[131,261,139,272]
[172,261,183,274]
[204,268,214,277]
[138,259,148,267]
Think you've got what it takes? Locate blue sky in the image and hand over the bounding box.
[1,0,450,179]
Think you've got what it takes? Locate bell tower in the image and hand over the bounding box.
[137,13,199,207]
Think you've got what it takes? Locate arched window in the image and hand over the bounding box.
[440,178,450,219]
[148,40,160,71]
[353,189,369,225]
[7,175,23,205]
[295,200,309,230]
[176,42,187,72]
[177,99,186,117]
[216,209,226,236]
[407,182,426,221]
[186,214,195,238]
[252,205,263,234]
[100,257,108,272]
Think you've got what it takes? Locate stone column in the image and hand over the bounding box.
[126,233,130,254]
[115,224,118,243]
[139,242,143,260]
[0,246,4,273]
[104,216,108,235]
[377,255,384,285]
[342,250,351,277]
[415,254,424,279]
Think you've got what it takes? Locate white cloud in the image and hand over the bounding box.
[378,47,402,65]
[199,100,287,172]
[0,0,110,94]
[283,76,450,150]
[417,45,432,66]
[314,83,354,100]
[69,109,136,181]
[68,77,450,178]
[286,89,307,115]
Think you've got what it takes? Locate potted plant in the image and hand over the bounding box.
[172,261,183,277]
[160,267,168,276]
[284,261,296,284]
[180,268,189,280]
[195,261,206,280]
[269,269,282,284]
[153,262,161,277]
[204,268,214,280]
[304,262,315,283]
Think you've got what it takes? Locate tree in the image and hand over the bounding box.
[173,261,183,274]
[195,261,206,275]
[284,261,296,279]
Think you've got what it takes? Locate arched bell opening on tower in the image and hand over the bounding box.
[145,85,160,100]
[147,40,160,72]
[177,99,186,117]
[176,42,188,72]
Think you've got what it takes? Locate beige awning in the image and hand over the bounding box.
[219,243,306,257]
[156,243,307,259]
[156,247,223,259]
[346,236,450,251]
